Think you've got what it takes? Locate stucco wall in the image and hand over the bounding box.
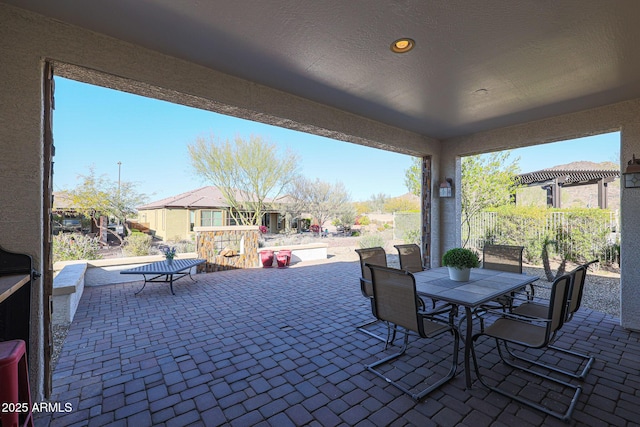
[165,208,189,241]
[0,4,48,398]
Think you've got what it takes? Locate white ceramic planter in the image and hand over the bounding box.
[448,267,471,281]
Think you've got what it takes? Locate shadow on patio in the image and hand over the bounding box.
[37,261,640,426]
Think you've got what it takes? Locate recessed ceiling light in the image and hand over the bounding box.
[391,38,415,53]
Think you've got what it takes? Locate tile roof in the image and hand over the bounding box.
[517,169,620,187]
[137,186,231,210]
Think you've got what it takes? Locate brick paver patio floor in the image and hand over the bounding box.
[36,260,640,426]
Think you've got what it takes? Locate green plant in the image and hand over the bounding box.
[357,215,370,226]
[162,246,177,260]
[122,233,153,257]
[53,233,102,262]
[358,234,385,249]
[442,247,480,269]
[403,229,421,245]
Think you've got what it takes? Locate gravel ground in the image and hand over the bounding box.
[50,239,620,369]
[521,264,620,319]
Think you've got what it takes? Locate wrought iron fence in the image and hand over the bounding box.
[464,210,619,265]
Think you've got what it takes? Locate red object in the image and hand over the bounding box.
[0,340,34,427]
[276,253,289,268]
[260,250,274,268]
[278,250,292,266]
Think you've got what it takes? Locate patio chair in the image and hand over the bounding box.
[482,244,524,273]
[458,244,527,334]
[365,264,459,401]
[394,243,425,273]
[354,247,395,345]
[508,259,599,379]
[471,273,581,422]
[482,244,529,307]
[395,243,450,311]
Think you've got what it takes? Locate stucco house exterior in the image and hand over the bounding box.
[137,186,287,241]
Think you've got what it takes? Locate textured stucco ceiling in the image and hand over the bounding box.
[4,0,640,139]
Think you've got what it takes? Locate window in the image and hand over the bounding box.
[201,210,223,227]
[189,210,196,232]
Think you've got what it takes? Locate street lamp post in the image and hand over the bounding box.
[117,161,122,227]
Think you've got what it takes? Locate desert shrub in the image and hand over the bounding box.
[403,229,421,245]
[153,239,196,255]
[122,233,153,257]
[481,206,613,265]
[53,233,102,262]
[358,234,385,249]
[357,215,371,226]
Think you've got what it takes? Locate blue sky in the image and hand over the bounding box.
[53,77,620,202]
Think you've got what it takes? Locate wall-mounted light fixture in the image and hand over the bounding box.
[623,154,640,188]
[439,178,453,198]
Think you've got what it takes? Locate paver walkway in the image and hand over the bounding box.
[37,260,640,426]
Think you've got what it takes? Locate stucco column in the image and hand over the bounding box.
[620,124,640,331]
[0,19,46,399]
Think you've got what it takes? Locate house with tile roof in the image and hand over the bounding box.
[136,186,288,240]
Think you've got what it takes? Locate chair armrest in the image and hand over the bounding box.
[483,307,551,324]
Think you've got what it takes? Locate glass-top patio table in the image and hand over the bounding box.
[413,267,539,388]
[120,258,206,295]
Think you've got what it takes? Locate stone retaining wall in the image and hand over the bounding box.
[195,225,260,272]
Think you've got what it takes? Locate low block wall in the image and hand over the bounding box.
[258,243,328,265]
[52,262,87,325]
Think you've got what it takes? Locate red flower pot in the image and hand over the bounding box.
[260,250,274,268]
[276,253,289,268]
[278,250,292,266]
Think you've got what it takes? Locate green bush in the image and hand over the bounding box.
[442,248,480,269]
[122,233,153,257]
[480,206,614,265]
[357,215,371,226]
[403,229,421,245]
[358,234,385,249]
[53,233,102,262]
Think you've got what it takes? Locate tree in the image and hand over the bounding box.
[369,193,388,213]
[288,177,351,235]
[338,206,357,233]
[68,166,148,246]
[188,134,299,226]
[383,196,420,213]
[405,157,422,196]
[353,201,371,215]
[461,151,521,247]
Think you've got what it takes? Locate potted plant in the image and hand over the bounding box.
[442,247,480,281]
[162,246,177,265]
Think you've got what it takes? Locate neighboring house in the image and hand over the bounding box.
[137,186,287,241]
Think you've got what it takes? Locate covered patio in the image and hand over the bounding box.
[3,0,640,416]
[37,261,639,426]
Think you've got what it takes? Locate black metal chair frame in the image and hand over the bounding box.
[365,265,459,401]
[354,247,397,346]
[456,244,527,339]
[505,260,599,380]
[471,273,581,422]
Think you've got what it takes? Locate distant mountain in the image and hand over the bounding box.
[544,160,619,171]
